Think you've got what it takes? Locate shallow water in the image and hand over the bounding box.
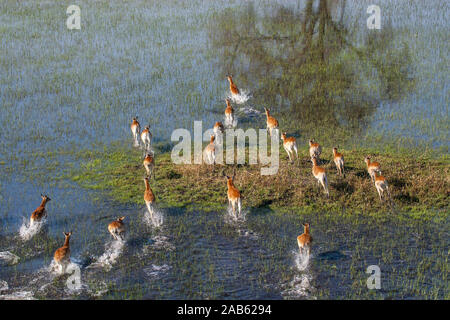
[0,0,448,299]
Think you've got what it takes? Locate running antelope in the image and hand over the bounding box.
[108,217,125,241]
[54,231,72,273]
[204,135,216,165]
[281,132,298,163]
[144,177,156,217]
[309,139,322,162]
[297,223,312,255]
[213,121,224,136]
[374,172,392,204]
[332,147,345,176]
[141,125,152,151]
[312,157,329,198]
[224,99,235,127]
[223,170,241,218]
[143,153,155,179]
[226,74,240,95]
[131,117,140,145]
[364,156,381,182]
[264,107,279,137]
[30,194,51,225]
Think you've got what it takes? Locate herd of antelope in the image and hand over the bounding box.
[27,75,393,272]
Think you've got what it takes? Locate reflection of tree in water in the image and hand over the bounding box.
[209,0,414,141]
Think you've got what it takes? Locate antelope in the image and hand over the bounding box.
[54,231,72,273]
[30,194,51,225]
[143,153,155,179]
[213,121,224,136]
[364,156,381,182]
[204,135,216,165]
[108,216,125,241]
[141,125,152,151]
[309,139,322,162]
[223,170,241,218]
[224,99,234,126]
[144,177,156,218]
[131,117,140,145]
[374,172,392,203]
[312,157,329,198]
[281,132,298,163]
[297,223,312,255]
[264,107,279,137]
[332,147,345,176]
[226,75,240,95]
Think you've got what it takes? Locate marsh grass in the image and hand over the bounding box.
[63,143,448,220]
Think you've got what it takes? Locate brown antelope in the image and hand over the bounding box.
[144,177,156,217]
[213,121,224,136]
[141,125,152,151]
[226,75,240,95]
[108,217,125,241]
[312,157,329,197]
[223,170,241,218]
[374,172,392,203]
[131,117,140,145]
[332,147,345,176]
[309,139,322,162]
[143,153,155,179]
[224,99,235,126]
[204,135,216,165]
[54,231,72,273]
[297,223,312,255]
[264,107,279,137]
[364,156,381,182]
[281,132,298,163]
[30,194,51,225]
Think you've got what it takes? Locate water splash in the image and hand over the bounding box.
[224,205,246,224]
[224,115,238,128]
[143,264,171,279]
[0,280,8,293]
[281,250,315,299]
[228,90,251,104]
[0,251,20,266]
[87,239,125,271]
[0,290,35,300]
[19,216,46,241]
[143,207,164,228]
[294,249,311,272]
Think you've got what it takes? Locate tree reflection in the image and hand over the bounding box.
[209,0,414,141]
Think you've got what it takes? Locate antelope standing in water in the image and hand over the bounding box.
[108,217,125,241]
[332,147,345,176]
[131,117,140,146]
[264,107,279,137]
[143,153,155,179]
[141,125,152,152]
[204,135,216,165]
[226,75,240,96]
[30,194,51,225]
[309,139,322,162]
[297,223,312,255]
[364,156,381,182]
[374,172,392,204]
[281,132,298,163]
[224,99,235,127]
[312,157,329,198]
[54,231,72,273]
[223,170,241,219]
[144,177,156,218]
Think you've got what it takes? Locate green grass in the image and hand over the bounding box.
[64,142,449,221]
